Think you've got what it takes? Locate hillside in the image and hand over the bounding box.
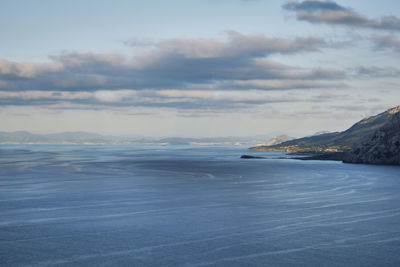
[251,106,399,153]
[343,107,400,165]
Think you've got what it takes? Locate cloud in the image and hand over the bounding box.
[283,1,400,31]
[372,34,400,52]
[93,90,137,103]
[355,66,400,77]
[0,91,91,101]
[232,79,343,90]
[0,90,92,107]
[0,59,36,78]
[133,31,330,61]
[156,90,213,99]
[329,103,392,114]
[0,32,350,113]
[0,32,345,94]
[0,88,303,113]
[312,91,347,101]
[0,59,63,80]
[283,1,347,12]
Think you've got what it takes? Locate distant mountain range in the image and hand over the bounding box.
[0,131,285,146]
[251,106,400,165]
[0,131,122,144]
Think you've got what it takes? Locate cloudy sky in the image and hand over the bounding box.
[1,0,399,137]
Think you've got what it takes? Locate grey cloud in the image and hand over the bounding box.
[283,1,400,31]
[283,1,347,12]
[131,31,330,61]
[355,66,400,77]
[0,91,91,107]
[372,35,400,52]
[0,89,301,112]
[0,33,344,93]
[312,92,347,102]
[230,79,344,90]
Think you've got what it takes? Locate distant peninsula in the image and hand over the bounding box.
[250,106,400,165]
[0,131,276,147]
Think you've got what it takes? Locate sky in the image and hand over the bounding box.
[0,0,400,137]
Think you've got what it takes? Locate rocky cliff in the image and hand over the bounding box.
[343,106,400,165]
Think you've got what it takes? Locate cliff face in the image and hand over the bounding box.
[343,107,400,165]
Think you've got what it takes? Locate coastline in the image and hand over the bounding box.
[288,152,345,161]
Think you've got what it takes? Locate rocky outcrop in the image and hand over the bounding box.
[343,107,400,165]
[241,155,265,159]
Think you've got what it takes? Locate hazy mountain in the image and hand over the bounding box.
[264,135,294,146]
[0,131,48,143]
[44,131,109,141]
[0,131,275,146]
[0,131,112,144]
[251,106,399,153]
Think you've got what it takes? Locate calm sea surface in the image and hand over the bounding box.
[0,145,399,266]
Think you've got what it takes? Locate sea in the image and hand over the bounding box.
[0,145,399,266]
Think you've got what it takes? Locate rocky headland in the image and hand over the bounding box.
[250,106,400,165]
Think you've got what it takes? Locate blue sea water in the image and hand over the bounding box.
[0,145,399,266]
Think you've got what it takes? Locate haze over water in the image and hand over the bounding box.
[0,145,399,266]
